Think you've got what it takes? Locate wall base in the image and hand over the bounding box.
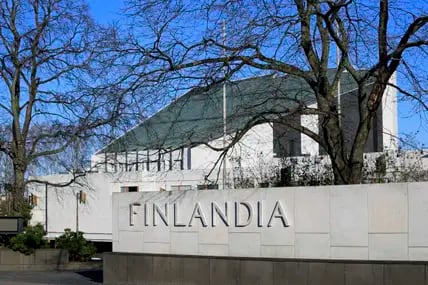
[0,249,68,271]
[103,252,428,285]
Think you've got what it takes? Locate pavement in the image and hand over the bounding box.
[0,270,102,285]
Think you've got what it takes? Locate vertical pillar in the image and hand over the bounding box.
[125,151,128,172]
[187,147,192,170]
[146,150,150,171]
[45,183,48,233]
[180,147,184,170]
[104,152,108,172]
[136,151,139,171]
[114,152,118,172]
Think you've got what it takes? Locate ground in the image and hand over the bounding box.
[0,270,102,285]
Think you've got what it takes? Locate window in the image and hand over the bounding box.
[273,120,302,157]
[121,186,139,192]
[197,184,219,190]
[170,185,192,191]
[187,147,192,170]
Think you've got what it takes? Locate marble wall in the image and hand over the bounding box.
[112,182,428,261]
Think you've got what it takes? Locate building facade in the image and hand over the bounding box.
[29,72,408,241]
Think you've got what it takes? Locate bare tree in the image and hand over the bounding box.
[0,0,136,215]
[122,0,428,185]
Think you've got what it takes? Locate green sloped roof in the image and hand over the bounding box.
[99,72,360,153]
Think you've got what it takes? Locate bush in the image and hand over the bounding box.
[55,229,96,261]
[8,223,48,255]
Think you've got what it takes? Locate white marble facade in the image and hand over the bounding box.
[113,182,428,261]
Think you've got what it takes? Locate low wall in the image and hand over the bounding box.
[104,252,428,285]
[0,249,69,271]
[112,182,428,261]
[108,182,428,284]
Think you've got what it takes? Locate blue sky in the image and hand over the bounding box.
[88,0,427,149]
[88,0,123,24]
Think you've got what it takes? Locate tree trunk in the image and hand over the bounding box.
[12,162,27,213]
[328,103,378,184]
[320,102,371,185]
[330,143,365,185]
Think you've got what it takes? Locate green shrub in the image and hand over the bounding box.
[8,223,48,255]
[55,229,96,261]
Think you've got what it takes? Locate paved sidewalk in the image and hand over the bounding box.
[0,270,102,285]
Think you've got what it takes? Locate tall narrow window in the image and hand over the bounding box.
[146,150,150,171]
[125,151,128,172]
[114,152,118,172]
[187,147,192,170]
[136,151,139,171]
[104,152,108,172]
[180,147,184,170]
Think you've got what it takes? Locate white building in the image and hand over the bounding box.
[29,72,407,242]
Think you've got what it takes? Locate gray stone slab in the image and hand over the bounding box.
[295,188,330,233]
[261,245,294,258]
[142,223,170,243]
[344,263,383,285]
[20,253,35,265]
[273,261,309,285]
[117,231,144,252]
[308,262,345,285]
[229,233,261,257]
[182,257,210,285]
[103,253,128,284]
[228,189,264,233]
[127,254,153,284]
[384,264,425,285]
[409,247,428,260]
[330,246,368,260]
[368,183,408,233]
[169,190,201,232]
[152,255,182,284]
[198,244,229,256]
[142,242,170,254]
[260,189,294,245]
[170,232,198,255]
[1,250,22,265]
[199,225,229,245]
[44,250,64,265]
[295,233,330,259]
[239,259,274,285]
[368,234,408,260]
[112,183,428,261]
[409,183,428,246]
[330,186,368,247]
[210,258,240,285]
[34,250,47,265]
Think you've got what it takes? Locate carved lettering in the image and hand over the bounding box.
[268,201,289,227]
[188,202,208,227]
[153,203,168,226]
[235,202,253,227]
[129,203,141,226]
[211,202,229,227]
[173,203,186,227]
[128,200,289,228]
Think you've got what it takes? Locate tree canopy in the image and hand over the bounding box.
[121,0,428,184]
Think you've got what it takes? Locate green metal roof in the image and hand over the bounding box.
[99,72,360,153]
